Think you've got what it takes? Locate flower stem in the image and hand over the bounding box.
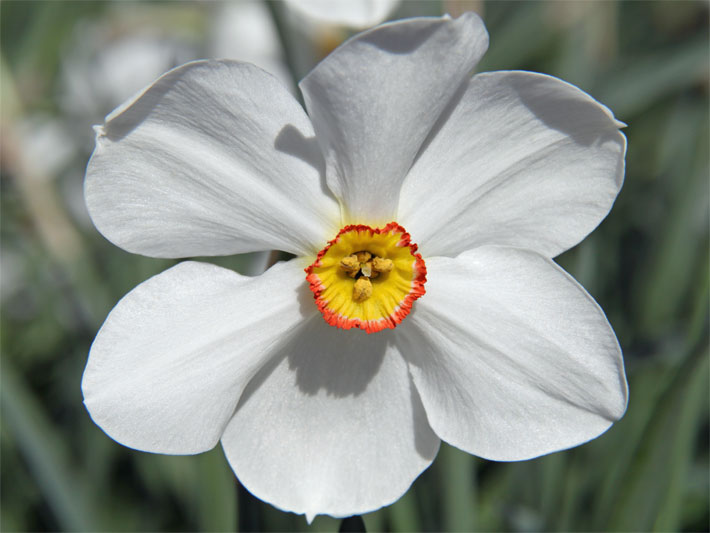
[338,515,366,532]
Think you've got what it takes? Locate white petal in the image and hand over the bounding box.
[398,246,627,461]
[300,13,488,224]
[285,0,399,29]
[221,316,439,519]
[86,60,340,258]
[82,259,313,454]
[399,71,626,258]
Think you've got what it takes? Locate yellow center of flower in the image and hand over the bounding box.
[305,222,426,333]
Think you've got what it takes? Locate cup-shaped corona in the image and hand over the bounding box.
[306,222,426,333]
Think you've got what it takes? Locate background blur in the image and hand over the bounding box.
[1,1,708,531]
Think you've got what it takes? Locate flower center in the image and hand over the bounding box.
[305,222,426,334]
[340,251,394,302]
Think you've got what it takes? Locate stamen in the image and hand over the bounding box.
[339,251,388,282]
[355,251,371,263]
[340,255,360,272]
[372,257,393,273]
[353,277,373,302]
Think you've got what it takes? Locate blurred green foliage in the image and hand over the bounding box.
[1,1,708,531]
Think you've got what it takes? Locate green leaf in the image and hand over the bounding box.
[194,448,238,532]
[1,357,100,530]
[387,485,421,532]
[606,339,709,531]
[636,99,709,336]
[440,443,477,532]
[597,36,709,117]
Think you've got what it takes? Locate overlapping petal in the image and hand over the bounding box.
[221,316,439,520]
[398,246,627,461]
[300,13,488,224]
[398,71,626,258]
[85,60,340,258]
[82,259,313,454]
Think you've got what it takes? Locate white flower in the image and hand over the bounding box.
[82,13,628,521]
[209,0,293,91]
[285,0,400,29]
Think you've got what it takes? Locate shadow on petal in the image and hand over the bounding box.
[274,124,334,201]
[285,316,390,397]
[509,74,624,147]
[411,79,470,168]
[236,278,391,404]
[359,20,442,55]
[274,124,324,172]
[101,66,184,142]
[409,380,440,460]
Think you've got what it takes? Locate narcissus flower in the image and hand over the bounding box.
[82,13,628,521]
[285,0,400,29]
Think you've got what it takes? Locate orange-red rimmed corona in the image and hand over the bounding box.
[305,222,426,334]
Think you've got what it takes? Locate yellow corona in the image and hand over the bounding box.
[305,222,426,333]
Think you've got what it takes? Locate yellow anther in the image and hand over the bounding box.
[355,251,372,263]
[372,257,394,273]
[339,252,391,297]
[353,277,373,302]
[340,255,360,271]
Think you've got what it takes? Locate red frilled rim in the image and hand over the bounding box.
[305,222,427,334]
